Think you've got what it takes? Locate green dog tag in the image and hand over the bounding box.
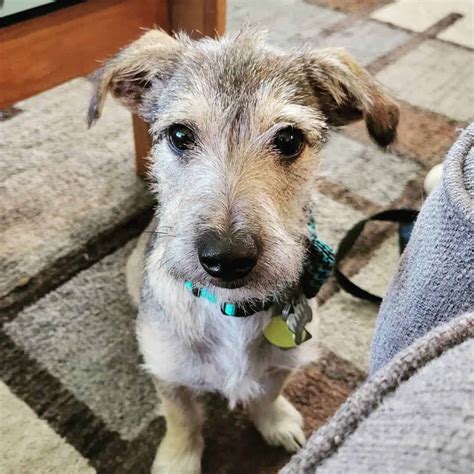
[263,315,311,349]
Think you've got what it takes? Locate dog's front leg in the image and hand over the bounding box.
[152,379,204,474]
[248,370,305,453]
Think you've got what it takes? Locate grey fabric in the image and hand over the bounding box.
[370,123,474,374]
[281,312,474,474]
[316,336,474,473]
[464,147,474,196]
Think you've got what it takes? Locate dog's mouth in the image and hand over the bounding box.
[166,263,251,291]
[207,278,248,290]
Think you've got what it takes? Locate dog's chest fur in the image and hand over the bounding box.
[136,247,318,406]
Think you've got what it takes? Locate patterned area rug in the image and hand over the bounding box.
[1,0,472,472]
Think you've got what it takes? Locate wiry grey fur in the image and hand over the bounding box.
[89,27,399,473]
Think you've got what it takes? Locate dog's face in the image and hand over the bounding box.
[89,29,398,302]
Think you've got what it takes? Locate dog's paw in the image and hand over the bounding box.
[151,433,203,474]
[251,395,305,453]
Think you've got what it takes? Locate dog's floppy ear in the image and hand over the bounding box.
[87,29,182,127]
[305,48,399,147]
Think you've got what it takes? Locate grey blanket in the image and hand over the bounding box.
[281,312,474,473]
[370,124,474,373]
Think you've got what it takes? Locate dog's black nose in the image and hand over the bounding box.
[197,231,258,281]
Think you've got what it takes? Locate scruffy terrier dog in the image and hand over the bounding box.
[88,28,398,473]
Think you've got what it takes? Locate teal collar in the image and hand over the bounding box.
[184,216,335,317]
[184,281,273,317]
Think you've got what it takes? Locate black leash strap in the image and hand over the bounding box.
[335,209,419,304]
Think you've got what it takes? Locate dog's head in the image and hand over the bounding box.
[89,28,399,302]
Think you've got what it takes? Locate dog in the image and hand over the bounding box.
[88,27,399,473]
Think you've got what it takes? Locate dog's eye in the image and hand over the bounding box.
[168,124,196,153]
[272,126,305,160]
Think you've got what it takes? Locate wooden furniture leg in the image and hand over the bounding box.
[169,0,226,38]
[133,0,226,176]
[132,115,152,178]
